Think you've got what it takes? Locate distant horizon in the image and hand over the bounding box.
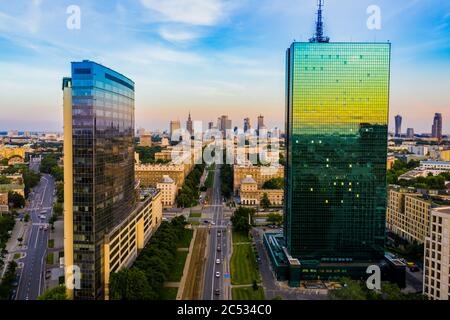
[0,1,449,133]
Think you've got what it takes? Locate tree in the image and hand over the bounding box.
[262,178,284,190]
[40,155,58,174]
[53,202,63,216]
[109,268,152,300]
[8,192,25,209]
[231,207,255,234]
[0,260,17,299]
[260,193,271,209]
[0,176,11,185]
[24,213,30,223]
[38,285,68,300]
[267,212,283,226]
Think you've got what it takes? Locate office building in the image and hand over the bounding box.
[257,115,265,132]
[244,118,251,132]
[407,128,415,139]
[432,113,443,141]
[170,120,181,141]
[63,61,162,300]
[282,1,391,284]
[219,115,232,136]
[395,115,402,137]
[424,207,450,300]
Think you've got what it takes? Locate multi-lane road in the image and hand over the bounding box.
[16,158,55,300]
[203,164,232,300]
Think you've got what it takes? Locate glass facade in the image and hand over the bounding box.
[70,61,135,299]
[285,43,391,271]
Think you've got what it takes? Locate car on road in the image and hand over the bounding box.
[217,230,221,237]
[214,289,220,296]
[39,215,46,219]
[39,225,43,230]
[215,272,220,278]
[216,259,221,264]
[217,246,221,252]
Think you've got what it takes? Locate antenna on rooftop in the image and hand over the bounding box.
[309,0,330,43]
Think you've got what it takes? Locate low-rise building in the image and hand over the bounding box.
[233,165,284,195]
[0,146,25,160]
[103,189,162,300]
[239,175,284,206]
[0,192,8,212]
[7,156,24,166]
[0,183,25,197]
[139,133,152,147]
[441,150,450,162]
[420,161,450,171]
[423,207,450,300]
[156,175,177,208]
[136,163,185,190]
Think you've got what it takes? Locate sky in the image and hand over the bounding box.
[0,0,449,133]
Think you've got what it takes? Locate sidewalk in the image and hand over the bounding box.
[1,219,30,278]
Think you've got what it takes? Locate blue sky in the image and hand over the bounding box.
[0,0,449,133]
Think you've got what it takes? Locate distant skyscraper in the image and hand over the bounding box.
[63,61,136,299]
[219,115,232,136]
[244,117,251,132]
[432,113,443,141]
[257,115,265,131]
[208,122,214,130]
[407,128,415,139]
[284,1,391,285]
[170,120,181,141]
[395,115,402,137]
[186,112,193,136]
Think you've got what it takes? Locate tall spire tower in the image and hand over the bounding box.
[309,0,330,43]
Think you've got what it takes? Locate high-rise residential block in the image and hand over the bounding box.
[424,207,450,300]
[395,115,402,137]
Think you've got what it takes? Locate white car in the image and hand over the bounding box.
[216,259,221,264]
[215,272,220,278]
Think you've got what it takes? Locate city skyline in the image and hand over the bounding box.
[0,0,449,132]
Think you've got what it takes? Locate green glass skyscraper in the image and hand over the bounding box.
[284,2,391,281]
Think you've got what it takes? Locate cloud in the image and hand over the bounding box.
[158,27,201,43]
[140,0,228,26]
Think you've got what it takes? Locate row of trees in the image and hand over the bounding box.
[220,164,233,199]
[386,159,420,185]
[329,277,426,300]
[135,146,164,164]
[0,214,15,270]
[40,154,63,182]
[109,216,188,300]
[0,261,17,300]
[231,207,256,234]
[262,177,284,190]
[176,164,205,208]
